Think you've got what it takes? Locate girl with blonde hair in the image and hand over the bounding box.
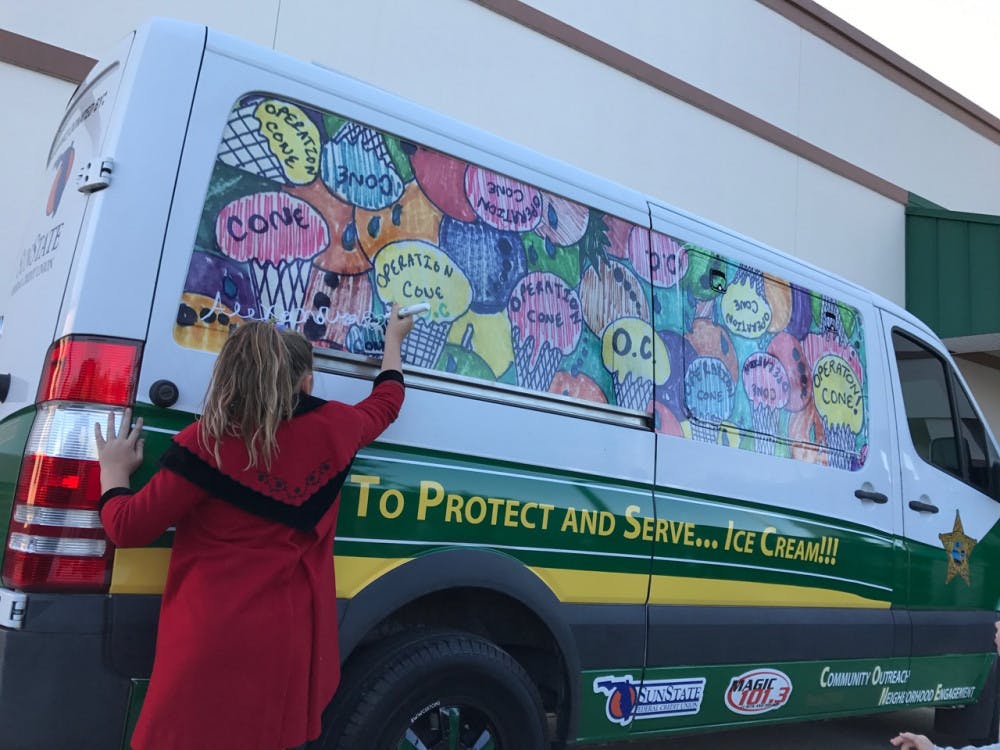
[96,309,413,750]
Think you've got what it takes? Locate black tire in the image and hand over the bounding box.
[320,629,548,750]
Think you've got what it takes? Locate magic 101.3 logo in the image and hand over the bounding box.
[593,674,706,727]
[724,668,793,715]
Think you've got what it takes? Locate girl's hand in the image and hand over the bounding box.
[889,732,933,750]
[95,408,145,492]
[384,302,416,342]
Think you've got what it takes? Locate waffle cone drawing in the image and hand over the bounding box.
[823,421,854,469]
[752,406,779,455]
[400,316,450,369]
[218,101,287,183]
[613,372,652,412]
[248,258,311,320]
[512,327,562,392]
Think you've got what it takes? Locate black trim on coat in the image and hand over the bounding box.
[98,487,134,510]
[374,370,404,387]
[158,443,351,532]
[292,393,326,417]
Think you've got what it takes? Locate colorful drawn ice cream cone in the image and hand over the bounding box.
[742,352,790,456]
[511,326,562,392]
[400,316,451,369]
[612,372,653,412]
[684,356,736,444]
[218,100,287,183]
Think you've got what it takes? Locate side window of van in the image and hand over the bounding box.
[652,243,869,470]
[893,331,999,496]
[175,93,657,412]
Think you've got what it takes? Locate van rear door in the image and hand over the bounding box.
[0,32,131,421]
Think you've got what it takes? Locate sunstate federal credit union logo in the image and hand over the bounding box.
[593,674,706,726]
[725,668,793,715]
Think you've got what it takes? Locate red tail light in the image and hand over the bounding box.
[37,336,141,405]
[3,336,143,592]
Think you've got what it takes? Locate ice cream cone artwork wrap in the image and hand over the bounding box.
[684,356,736,443]
[602,317,668,411]
[371,240,472,368]
[508,272,582,391]
[215,192,329,321]
[218,99,321,185]
[812,354,864,468]
[741,352,790,455]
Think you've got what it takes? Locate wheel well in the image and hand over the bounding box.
[348,586,570,744]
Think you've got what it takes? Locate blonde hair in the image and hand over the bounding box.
[199,323,314,470]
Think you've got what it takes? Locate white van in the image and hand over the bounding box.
[1,18,999,750]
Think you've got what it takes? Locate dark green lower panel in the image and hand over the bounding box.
[578,653,995,743]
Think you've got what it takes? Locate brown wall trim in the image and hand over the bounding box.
[760,0,1000,147]
[0,28,95,83]
[470,0,907,204]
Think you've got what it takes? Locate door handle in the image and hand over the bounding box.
[854,489,888,504]
[908,500,939,513]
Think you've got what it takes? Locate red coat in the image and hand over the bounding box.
[100,372,404,750]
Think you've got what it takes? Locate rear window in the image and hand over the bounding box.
[175,92,653,410]
[652,241,869,470]
[177,92,869,470]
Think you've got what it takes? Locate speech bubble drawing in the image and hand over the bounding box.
[626,230,689,288]
[742,352,790,411]
[321,121,404,210]
[465,166,542,232]
[254,99,321,185]
[602,317,668,385]
[722,273,772,339]
[215,192,329,265]
[508,272,582,367]
[684,356,736,424]
[373,240,472,323]
[812,354,864,433]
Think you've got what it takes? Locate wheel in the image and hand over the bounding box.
[320,629,548,750]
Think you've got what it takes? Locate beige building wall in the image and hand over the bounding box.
[0,62,75,254]
[2,1,997,300]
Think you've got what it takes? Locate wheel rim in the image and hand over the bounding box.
[396,705,498,750]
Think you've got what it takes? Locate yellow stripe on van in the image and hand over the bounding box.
[648,574,889,609]
[528,567,888,608]
[110,551,889,609]
[110,551,412,597]
[529,567,650,604]
[110,548,172,594]
[335,555,409,598]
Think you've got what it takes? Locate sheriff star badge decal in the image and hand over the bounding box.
[938,510,977,585]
